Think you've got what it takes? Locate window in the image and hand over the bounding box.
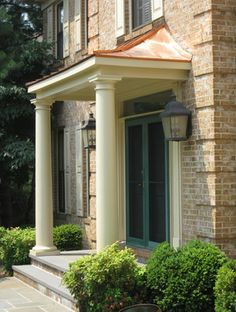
[132,0,152,29]
[57,2,64,59]
[115,0,163,37]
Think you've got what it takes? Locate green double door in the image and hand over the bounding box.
[126,115,169,248]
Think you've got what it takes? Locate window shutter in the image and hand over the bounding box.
[47,5,53,42]
[64,128,71,213]
[74,0,81,51]
[115,0,125,37]
[63,0,69,57]
[75,126,83,216]
[143,0,151,24]
[151,0,163,21]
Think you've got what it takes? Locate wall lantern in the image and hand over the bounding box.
[160,100,192,141]
[80,113,96,148]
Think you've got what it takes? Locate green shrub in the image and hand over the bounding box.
[147,240,227,312]
[0,227,35,273]
[215,260,236,312]
[53,224,83,251]
[63,242,148,311]
[0,224,82,273]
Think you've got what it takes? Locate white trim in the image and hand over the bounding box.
[63,0,69,57]
[115,0,125,37]
[151,0,163,21]
[75,0,82,51]
[169,142,182,248]
[28,56,191,94]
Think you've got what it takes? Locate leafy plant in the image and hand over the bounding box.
[215,260,236,312]
[147,240,227,312]
[63,242,148,311]
[0,224,83,273]
[0,0,56,227]
[0,227,35,273]
[53,224,83,251]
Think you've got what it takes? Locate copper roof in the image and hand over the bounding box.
[94,25,192,62]
[27,25,191,88]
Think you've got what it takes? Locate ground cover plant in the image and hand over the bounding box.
[146,240,227,312]
[63,242,149,311]
[215,259,236,312]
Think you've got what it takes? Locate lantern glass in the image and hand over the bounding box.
[162,115,188,141]
[160,100,191,141]
[88,128,96,148]
[81,113,96,148]
[82,128,89,148]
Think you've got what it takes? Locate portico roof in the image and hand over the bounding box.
[28,25,192,102]
[94,26,191,62]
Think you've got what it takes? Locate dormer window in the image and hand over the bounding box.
[132,0,152,29]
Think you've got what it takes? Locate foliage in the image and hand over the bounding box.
[53,224,83,251]
[0,224,83,273]
[63,243,148,311]
[215,260,236,312]
[146,240,227,312]
[0,0,55,227]
[0,226,35,273]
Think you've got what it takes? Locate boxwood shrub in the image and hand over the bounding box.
[0,227,35,273]
[63,242,148,311]
[215,260,236,312]
[147,240,227,312]
[0,224,83,274]
[53,224,83,251]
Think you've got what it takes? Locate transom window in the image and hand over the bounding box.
[132,0,152,29]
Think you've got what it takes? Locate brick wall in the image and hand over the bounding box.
[52,101,97,249]
[42,0,236,256]
[165,0,236,257]
[212,0,236,257]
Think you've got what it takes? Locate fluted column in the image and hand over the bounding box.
[30,98,58,256]
[90,76,121,251]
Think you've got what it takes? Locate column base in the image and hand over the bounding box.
[30,245,60,256]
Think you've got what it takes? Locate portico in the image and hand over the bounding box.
[28,26,191,255]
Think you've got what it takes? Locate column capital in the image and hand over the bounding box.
[89,74,122,90]
[31,98,54,108]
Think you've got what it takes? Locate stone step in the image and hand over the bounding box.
[30,250,95,278]
[13,264,77,311]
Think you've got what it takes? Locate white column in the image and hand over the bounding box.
[30,99,59,256]
[90,76,121,251]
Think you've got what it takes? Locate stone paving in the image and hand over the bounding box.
[0,277,73,312]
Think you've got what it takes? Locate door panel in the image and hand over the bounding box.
[127,125,143,240]
[148,122,166,243]
[126,115,168,247]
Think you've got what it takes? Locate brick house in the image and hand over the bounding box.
[28,0,236,258]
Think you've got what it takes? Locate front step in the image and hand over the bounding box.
[12,250,96,311]
[30,250,96,277]
[13,264,77,311]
